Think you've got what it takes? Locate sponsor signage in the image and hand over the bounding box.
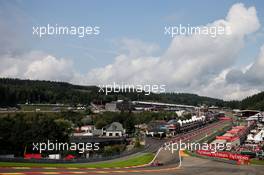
[196,150,250,161]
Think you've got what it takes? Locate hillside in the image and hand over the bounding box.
[240,91,264,110]
[0,78,99,107]
[0,78,234,108]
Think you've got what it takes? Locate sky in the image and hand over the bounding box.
[1,0,264,100]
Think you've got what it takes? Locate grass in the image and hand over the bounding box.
[0,153,154,168]
[250,159,264,165]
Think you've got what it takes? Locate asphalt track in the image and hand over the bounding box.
[1,156,264,175]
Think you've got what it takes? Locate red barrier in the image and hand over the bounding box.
[216,136,231,140]
[196,150,249,161]
[64,154,76,160]
[228,136,239,142]
[219,117,232,121]
[24,153,42,159]
[227,129,240,134]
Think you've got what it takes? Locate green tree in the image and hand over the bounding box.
[95,119,107,129]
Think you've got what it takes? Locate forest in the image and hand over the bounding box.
[0,78,263,110]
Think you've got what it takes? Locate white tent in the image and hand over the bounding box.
[247,134,254,141]
[254,130,264,142]
[177,120,182,126]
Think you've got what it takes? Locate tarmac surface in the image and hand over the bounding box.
[1,156,264,175]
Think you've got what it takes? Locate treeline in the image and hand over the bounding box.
[0,78,100,106]
[222,92,264,110]
[0,78,226,107]
[240,91,264,110]
[1,78,264,110]
[0,112,74,156]
[0,110,176,156]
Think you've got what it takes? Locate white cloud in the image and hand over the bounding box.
[226,44,264,87]
[199,69,260,100]
[25,55,74,81]
[226,3,260,36]
[0,51,75,82]
[0,3,262,101]
[79,3,261,100]
[244,45,264,83]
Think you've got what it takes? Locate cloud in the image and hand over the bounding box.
[226,45,264,87]
[118,38,160,58]
[244,46,264,84]
[79,3,260,100]
[226,3,260,36]
[0,3,262,100]
[24,55,74,81]
[0,51,75,81]
[199,69,260,100]
[0,1,76,83]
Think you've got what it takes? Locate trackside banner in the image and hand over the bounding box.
[196,150,250,161]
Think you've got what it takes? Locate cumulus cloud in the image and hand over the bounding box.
[79,3,261,100]
[0,2,76,83]
[0,52,75,81]
[226,3,260,36]
[199,69,260,100]
[244,46,264,84]
[0,3,262,100]
[226,45,264,87]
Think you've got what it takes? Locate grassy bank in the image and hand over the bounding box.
[250,159,264,165]
[0,153,154,168]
